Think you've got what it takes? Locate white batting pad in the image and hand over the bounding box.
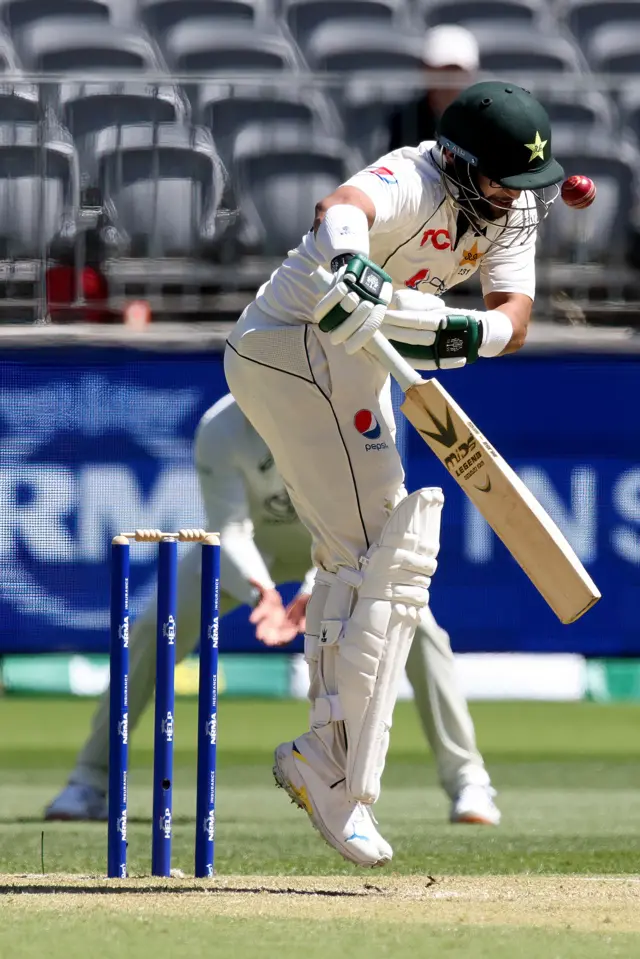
[339,488,443,803]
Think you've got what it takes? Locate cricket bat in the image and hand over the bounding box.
[366,331,601,624]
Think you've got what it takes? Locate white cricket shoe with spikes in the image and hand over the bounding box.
[450,784,501,826]
[44,783,108,822]
[273,739,392,868]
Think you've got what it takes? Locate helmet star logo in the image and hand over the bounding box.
[459,240,485,267]
[525,131,547,163]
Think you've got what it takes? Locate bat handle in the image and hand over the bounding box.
[366,331,425,393]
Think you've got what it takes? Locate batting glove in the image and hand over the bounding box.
[312,254,393,355]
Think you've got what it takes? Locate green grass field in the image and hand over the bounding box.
[1,697,640,957]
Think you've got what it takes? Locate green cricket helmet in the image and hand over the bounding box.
[438,81,564,190]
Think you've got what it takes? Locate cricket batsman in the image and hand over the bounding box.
[224,81,564,866]
[46,392,498,826]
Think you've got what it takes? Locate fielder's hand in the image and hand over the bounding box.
[312,254,393,355]
[249,581,300,646]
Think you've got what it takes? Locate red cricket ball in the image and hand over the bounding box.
[561,175,596,209]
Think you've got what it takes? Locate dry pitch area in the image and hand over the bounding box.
[2,874,640,958]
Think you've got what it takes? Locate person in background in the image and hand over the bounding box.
[387,25,480,153]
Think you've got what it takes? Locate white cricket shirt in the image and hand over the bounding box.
[255,142,536,322]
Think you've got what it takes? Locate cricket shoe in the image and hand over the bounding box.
[273,739,392,868]
[44,783,108,822]
[450,784,501,826]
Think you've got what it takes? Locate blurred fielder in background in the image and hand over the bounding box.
[46,393,498,827]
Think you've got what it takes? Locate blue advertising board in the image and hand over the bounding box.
[0,342,636,656]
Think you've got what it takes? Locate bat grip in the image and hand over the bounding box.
[366,331,425,393]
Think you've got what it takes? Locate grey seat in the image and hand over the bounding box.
[588,24,640,74]
[306,21,425,71]
[96,123,227,257]
[541,131,639,263]
[164,21,301,73]
[467,22,585,73]
[538,88,616,132]
[620,83,640,142]
[283,0,407,48]
[60,82,189,184]
[0,81,41,120]
[0,120,78,258]
[0,0,116,32]
[233,121,351,255]
[18,18,163,71]
[140,0,269,37]
[198,82,337,165]
[0,26,20,69]
[564,0,640,46]
[421,0,550,28]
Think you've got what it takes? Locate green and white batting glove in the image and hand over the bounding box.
[383,288,482,370]
[312,254,393,355]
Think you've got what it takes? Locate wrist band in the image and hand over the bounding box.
[478,309,513,357]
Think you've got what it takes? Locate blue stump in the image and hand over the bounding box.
[108,537,130,878]
[152,537,177,877]
[195,536,220,878]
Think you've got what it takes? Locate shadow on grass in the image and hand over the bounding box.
[1,816,192,825]
[0,883,386,897]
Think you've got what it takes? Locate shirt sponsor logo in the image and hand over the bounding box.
[367,166,397,185]
[354,409,381,439]
[405,268,430,289]
[421,228,451,250]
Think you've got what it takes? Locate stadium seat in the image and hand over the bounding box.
[164,21,302,73]
[17,18,163,72]
[588,25,640,75]
[0,0,113,32]
[0,120,79,259]
[95,123,227,258]
[198,82,338,166]
[283,0,407,48]
[467,22,586,74]
[539,88,617,132]
[564,0,640,46]
[305,21,425,71]
[620,83,640,142]
[140,0,270,38]
[232,121,352,255]
[0,26,20,69]
[0,82,41,121]
[421,0,550,28]
[542,131,640,262]
[60,82,189,184]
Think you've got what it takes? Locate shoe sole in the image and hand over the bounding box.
[450,813,500,826]
[272,752,390,869]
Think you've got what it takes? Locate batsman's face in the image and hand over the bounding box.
[477,173,522,210]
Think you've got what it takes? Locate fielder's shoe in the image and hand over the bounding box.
[273,739,392,868]
[450,784,501,826]
[44,783,108,822]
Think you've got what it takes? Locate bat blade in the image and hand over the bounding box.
[402,378,600,624]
